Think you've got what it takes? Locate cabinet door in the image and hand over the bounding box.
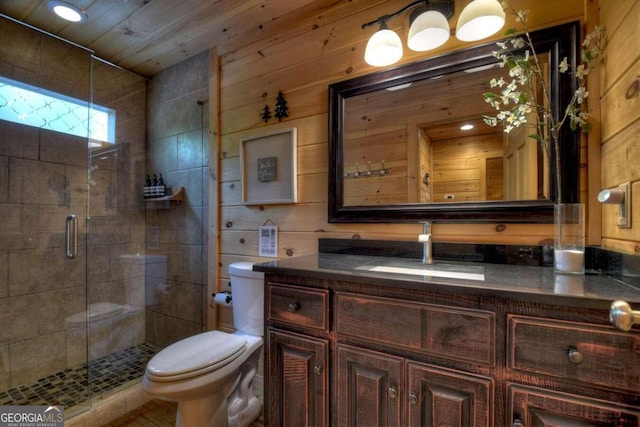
[267,328,329,427]
[508,383,640,426]
[336,345,403,427]
[407,361,493,427]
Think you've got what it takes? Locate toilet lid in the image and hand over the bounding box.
[146,331,247,382]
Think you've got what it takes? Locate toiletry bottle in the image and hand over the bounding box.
[151,174,159,197]
[144,175,152,198]
[158,173,167,197]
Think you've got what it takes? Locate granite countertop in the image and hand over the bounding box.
[253,253,640,309]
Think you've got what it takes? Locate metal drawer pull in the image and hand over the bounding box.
[288,302,300,312]
[387,386,397,399]
[567,347,584,364]
[609,300,640,331]
[408,392,418,405]
[513,419,525,427]
[313,364,323,375]
[65,214,78,259]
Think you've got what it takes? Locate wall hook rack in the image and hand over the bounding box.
[344,160,391,179]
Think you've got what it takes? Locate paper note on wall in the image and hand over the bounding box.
[259,225,278,257]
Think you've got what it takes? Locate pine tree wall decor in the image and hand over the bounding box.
[261,104,271,122]
[274,91,288,121]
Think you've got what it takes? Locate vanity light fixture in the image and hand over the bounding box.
[362,0,505,67]
[47,1,88,23]
[364,22,404,67]
[407,6,452,51]
[455,0,506,41]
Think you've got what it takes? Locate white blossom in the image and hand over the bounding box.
[575,87,589,104]
[576,64,589,79]
[559,57,569,73]
[490,77,506,88]
[484,116,498,127]
[518,104,532,115]
[483,1,604,201]
[515,9,529,23]
[511,37,525,49]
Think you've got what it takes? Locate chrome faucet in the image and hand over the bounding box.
[419,222,432,264]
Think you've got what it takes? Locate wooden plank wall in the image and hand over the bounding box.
[431,133,503,202]
[210,0,594,328]
[598,0,640,255]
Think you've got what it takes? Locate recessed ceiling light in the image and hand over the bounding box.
[460,124,474,131]
[47,1,88,23]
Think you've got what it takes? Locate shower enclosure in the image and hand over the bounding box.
[0,15,166,418]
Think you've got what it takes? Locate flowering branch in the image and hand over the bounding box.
[482,2,605,203]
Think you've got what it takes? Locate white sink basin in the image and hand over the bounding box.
[358,265,485,281]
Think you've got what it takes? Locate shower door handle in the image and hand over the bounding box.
[65,214,78,259]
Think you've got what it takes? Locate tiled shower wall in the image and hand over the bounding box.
[144,52,210,347]
[86,57,149,361]
[0,16,147,390]
[0,120,88,389]
[0,16,208,391]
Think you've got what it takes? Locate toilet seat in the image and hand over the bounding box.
[146,331,247,382]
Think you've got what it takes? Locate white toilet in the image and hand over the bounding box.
[142,262,264,427]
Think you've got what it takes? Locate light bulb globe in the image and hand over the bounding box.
[364,28,403,67]
[456,0,505,42]
[408,10,450,51]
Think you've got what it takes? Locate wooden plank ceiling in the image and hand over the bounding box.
[0,0,331,77]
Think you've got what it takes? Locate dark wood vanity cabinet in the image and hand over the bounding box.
[508,384,639,426]
[335,292,494,426]
[507,315,640,426]
[267,329,329,427]
[335,345,403,426]
[335,345,493,426]
[266,283,330,427]
[263,273,640,427]
[406,360,493,426]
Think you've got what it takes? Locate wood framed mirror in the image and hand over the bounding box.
[328,22,580,223]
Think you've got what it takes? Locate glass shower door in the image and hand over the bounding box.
[0,15,92,416]
[1,15,151,421]
[0,126,91,411]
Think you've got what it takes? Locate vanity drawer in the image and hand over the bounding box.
[336,293,495,366]
[508,315,640,392]
[268,283,329,332]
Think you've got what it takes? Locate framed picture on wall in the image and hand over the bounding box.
[240,127,297,205]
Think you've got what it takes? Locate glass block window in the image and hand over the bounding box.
[0,76,115,143]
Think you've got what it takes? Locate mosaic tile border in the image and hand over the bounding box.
[0,343,158,409]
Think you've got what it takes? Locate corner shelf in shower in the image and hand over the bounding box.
[143,186,185,205]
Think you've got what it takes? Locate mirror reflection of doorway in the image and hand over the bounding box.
[419,117,503,203]
[503,121,548,201]
[485,156,504,201]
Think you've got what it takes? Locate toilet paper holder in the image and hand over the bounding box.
[597,182,631,228]
[213,291,232,305]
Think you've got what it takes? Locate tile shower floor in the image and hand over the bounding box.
[0,343,158,409]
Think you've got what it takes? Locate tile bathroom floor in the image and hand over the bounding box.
[0,343,158,408]
[103,399,177,426]
[106,399,264,426]
[0,341,264,427]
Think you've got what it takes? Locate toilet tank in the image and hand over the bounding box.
[228,262,265,336]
